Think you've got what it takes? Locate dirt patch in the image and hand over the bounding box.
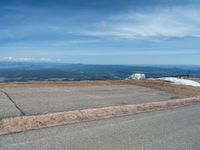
[0,96,200,135]
[0,80,200,96]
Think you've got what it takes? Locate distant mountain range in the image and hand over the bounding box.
[0,61,200,82]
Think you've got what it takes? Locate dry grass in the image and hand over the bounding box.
[0,80,200,96]
[0,96,200,135]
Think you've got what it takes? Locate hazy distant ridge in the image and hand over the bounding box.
[0,62,200,82]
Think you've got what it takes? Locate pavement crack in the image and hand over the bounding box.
[0,90,25,116]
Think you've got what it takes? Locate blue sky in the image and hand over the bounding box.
[1,0,200,65]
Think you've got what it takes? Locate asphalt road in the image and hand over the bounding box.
[0,104,199,150]
[0,85,183,118]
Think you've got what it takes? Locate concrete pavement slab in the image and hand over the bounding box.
[1,85,184,117]
[0,91,21,118]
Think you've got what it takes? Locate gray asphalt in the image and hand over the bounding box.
[0,85,183,118]
[0,104,199,150]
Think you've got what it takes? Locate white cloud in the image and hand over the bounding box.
[0,57,61,62]
[1,4,200,41]
[82,6,200,39]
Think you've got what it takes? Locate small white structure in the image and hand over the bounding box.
[126,73,146,80]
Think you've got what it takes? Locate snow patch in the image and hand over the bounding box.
[126,73,146,80]
[159,77,200,87]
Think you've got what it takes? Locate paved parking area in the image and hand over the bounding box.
[0,85,184,118]
[0,91,21,118]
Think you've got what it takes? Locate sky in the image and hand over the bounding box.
[1,0,200,65]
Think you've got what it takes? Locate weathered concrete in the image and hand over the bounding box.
[0,91,21,118]
[1,85,184,118]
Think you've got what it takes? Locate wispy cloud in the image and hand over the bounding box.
[1,4,200,41]
[80,6,200,39]
[1,1,200,64]
[0,57,61,62]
